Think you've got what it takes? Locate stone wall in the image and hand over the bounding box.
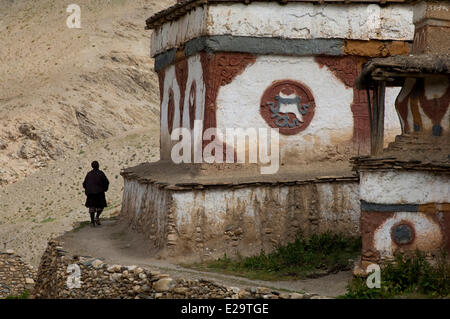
[121,177,360,261]
[33,240,326,299]
[0,250,36,298]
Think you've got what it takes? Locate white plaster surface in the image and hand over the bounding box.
[360,170,450,204]
[316,183,360,232]
[374,212,443,259]
[151,6,207,56]
[215,56,401,161]
[395,78,416,133]
[161,55,401,163]
[216,55,352,162]
[122,178,360,255]
[423,76,450,133]
[172,187,270,227]
[160,54,206,160]
[121,180,169,237]
[172,182,360,235]
[208,3,414,40]
[182,55,206,131]
[424,76,450,100]
[160,64,179,160]
[385,87,402,138]
[151,3,414,55]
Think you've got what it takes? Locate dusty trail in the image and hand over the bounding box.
[0,128,159,267]
[60,218,353,297]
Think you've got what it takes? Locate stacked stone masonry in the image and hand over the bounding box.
[32,240,329,299]
[120,176,360,260]
[0,250,37,298]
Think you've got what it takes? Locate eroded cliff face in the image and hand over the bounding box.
[121,177,360,261]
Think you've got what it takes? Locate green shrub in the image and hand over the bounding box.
[5,290,30,299]
[206,231,361,280]
[342,251,450,299]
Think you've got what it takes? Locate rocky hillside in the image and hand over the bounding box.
[0,0,172,185]
[0,0,174,266]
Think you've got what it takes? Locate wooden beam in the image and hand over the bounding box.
[371,85,378,155]
[375,81,386,155]
[368,81,386,156]
[366,88,374,155]
[372,71,428,79]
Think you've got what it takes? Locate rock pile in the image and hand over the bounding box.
[32,240,329,299]
[0,250,37,298]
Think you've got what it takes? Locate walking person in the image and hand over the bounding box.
[82,161,109,227]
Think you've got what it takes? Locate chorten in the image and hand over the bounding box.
[121,0,415,260]
[355,0,450,270]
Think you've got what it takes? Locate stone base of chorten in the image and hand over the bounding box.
[120,161,360,261]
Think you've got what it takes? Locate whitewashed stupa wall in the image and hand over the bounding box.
[121,177,361,257]
[151,3,414,56]
[215,55,401,163]
[158,54,402,163]
[160,54,206,160]
[154,1,414,162]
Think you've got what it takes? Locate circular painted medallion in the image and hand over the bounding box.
[391,222,415,246]
[260,80,316,135]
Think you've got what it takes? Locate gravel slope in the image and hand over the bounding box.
[0,0,172,185]
[0,0,173,266]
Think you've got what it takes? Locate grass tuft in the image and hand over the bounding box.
[73,221,91,232]
[341,251,450,299]
[192,231,361,281]
[40,217,56,223]
[5,290,30,299]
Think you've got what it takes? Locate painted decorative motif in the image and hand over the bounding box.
[396,77,450,136]
[188,81,197,129]
[200,52,256,131]
[391,222,415,245]
[175,59,189,128]
[260,80,315,135]
[315,56,371,153]
[167,88,175,134]
[157,53,255,159]
[200,52,256,155]
[361,206,450,264]
[157,71,165,107]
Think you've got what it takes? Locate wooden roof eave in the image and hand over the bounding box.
[356,54,450,90]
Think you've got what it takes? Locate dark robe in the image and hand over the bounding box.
[82,169,109,208]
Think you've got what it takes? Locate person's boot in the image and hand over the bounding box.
[96,211,102,225]
[90,211,96,227]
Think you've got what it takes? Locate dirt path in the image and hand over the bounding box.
[59,218,353,297]
[0,128,160,267]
